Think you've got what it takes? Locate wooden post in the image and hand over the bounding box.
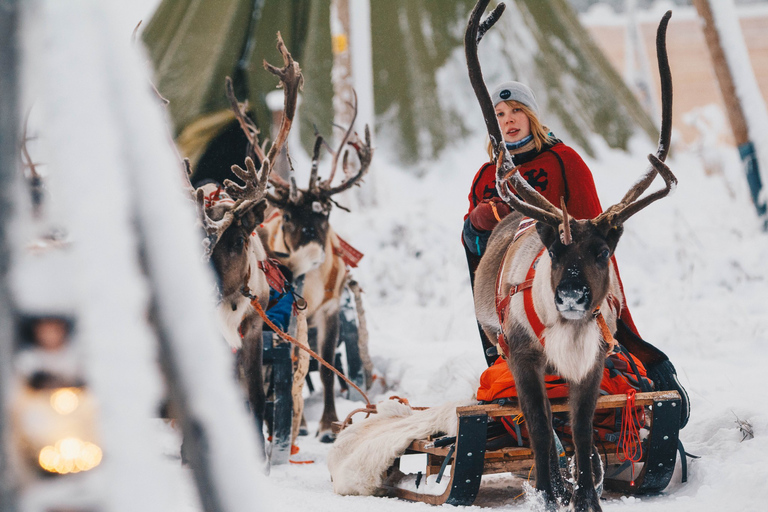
[331,0,376,207]
[331,0,355,132]
[692,0,749,145]
[693,0,767,225]
[0,0,20,509]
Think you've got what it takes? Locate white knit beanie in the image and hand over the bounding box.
[490,81,540,117]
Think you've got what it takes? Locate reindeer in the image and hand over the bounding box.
[193,33,302,453]
[466,2,675,510]
[257,113,372,443]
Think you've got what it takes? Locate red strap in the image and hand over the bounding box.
[258,258,287,293]
[495,248,546,356]
[333,235,364,268]
[264,209,282,224]
[522,249,547,344]
[617,388,643,486]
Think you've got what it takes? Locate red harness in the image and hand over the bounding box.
[495,247,546,356]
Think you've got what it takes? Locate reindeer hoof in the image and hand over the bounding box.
[317,430,336,443]
[298,426,309,436]
[570,488,601,512]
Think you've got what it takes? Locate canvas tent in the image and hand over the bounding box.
[142,0,658,179]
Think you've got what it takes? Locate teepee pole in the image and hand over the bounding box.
[693,0,768,228]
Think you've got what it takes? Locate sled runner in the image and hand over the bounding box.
[334,389,683,506]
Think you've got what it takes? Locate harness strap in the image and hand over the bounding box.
[258,257,287,294]
[595,309,619,355]
[495,247,545,356]
[323,254,341,304]
[522,251,546,342]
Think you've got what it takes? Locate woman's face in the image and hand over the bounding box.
[495,101,531,143]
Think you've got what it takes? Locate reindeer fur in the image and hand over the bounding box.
[259,209,347,441]
[199,183,271,452]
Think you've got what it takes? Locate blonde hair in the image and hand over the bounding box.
[486,100,555,160]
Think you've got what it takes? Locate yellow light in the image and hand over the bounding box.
[38,438,103,474]
[57,438,83,459]
[50,388,80,415]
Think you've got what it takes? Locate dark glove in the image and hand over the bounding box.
[469,199,512,232]
[463,217,491,256]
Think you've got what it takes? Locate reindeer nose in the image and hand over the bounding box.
[555,282,590,312]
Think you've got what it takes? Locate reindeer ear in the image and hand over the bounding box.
[604,224,624,252]
[535,221,559,249]
[593,220,624,251]
[240,200,268,234]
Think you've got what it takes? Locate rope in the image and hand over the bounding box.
[616,388,643,486]
[248,296,372,407]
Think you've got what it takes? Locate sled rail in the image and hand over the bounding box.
[379,390,682,506]
[457,390,682,417]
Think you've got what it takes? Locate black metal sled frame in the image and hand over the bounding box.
[377,390,682,506]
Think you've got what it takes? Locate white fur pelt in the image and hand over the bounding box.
[327,399,473,495]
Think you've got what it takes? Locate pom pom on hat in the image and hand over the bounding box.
[491,81,539,116]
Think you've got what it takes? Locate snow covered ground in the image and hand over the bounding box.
[11,1,768,511]
[144,128,768,512]
[252,131,768,512]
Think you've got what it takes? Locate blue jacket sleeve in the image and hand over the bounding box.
[265,288,294,332]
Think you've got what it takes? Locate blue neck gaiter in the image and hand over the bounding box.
[505,135,534,151]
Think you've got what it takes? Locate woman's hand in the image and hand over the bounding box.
[469,199,512,231]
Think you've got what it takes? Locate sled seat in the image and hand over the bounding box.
[372,390,682,506]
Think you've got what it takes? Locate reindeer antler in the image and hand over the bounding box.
[326,90,359,187]
[196,188,235,257]
[226,31,303,194]
[465,0,564,230]
[199,32,303,257]
[593,11,675,228]
[225,76,266,166]
[321,124,373,197]
[308,135,324,194]
[263,32,303,174]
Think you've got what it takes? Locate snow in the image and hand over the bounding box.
[10,1,768,511]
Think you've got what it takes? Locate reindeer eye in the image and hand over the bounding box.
[283,212,291,222]
[596,249,610,263]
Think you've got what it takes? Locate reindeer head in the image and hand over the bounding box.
[466,1,676,320]
[535,207,623,320]
[196,159,270,298]
[266,113,372,277]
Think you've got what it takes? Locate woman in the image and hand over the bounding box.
[462,81,640,365]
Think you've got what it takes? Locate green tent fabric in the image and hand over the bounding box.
[142,0,657,168]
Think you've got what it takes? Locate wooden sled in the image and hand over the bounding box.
[363,390,682,506]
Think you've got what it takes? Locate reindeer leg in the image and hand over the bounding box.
[317,309,340,443]
[240,314,266,456]
[568,363,604,512]
[506,330,561,509]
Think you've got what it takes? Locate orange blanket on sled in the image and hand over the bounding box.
[477,351,650,402]
[477,351,652,443]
